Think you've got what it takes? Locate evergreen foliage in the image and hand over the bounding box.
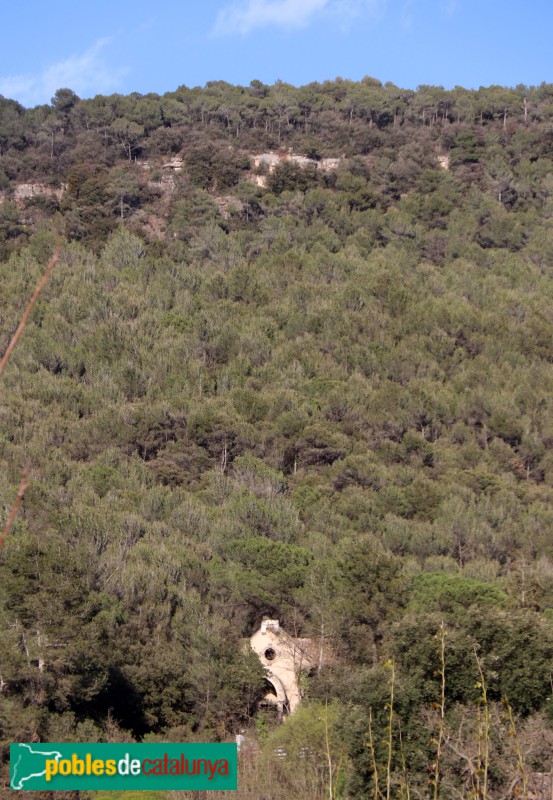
[1,77,553,797]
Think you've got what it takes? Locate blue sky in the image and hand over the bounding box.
[1,0,551,106]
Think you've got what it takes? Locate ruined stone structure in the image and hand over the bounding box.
[250,619,316,717]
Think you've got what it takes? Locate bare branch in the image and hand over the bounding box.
[0,243,62,376]
[0,460,31,550]
[0,244,61,550]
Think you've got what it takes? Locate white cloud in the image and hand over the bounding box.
[213,0,382,35]
[213,0,334,35]
[400,0,414,29]
[441,0,457,16]
[399,0,458,30]
[328,0,385,31]
[0,39,127,107]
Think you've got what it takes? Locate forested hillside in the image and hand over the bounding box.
[1,78,553,799]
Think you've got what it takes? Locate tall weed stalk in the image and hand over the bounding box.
[432,622,447,800]
[474,649,490,800]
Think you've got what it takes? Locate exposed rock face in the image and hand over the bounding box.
[13,183,65,204]
[253,153,282,171]
[252,152,340,173]
[214,195,244,219]
[161,157,184,172]
[2,151,338,209]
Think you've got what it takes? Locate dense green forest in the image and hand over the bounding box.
[1,78,553,799]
